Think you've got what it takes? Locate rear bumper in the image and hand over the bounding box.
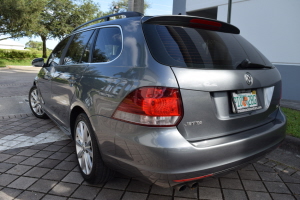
[90,108,286,188]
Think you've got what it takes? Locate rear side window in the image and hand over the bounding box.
[63,30,95,65]
[92,27,122,63]
[48,37,70,67]
[143,24,268,69]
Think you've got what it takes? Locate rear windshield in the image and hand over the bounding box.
[143,24,272,69]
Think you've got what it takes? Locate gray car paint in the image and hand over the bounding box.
[33,15,286,188]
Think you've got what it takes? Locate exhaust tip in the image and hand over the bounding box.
[175,184,187,191]
[188,182,198,188]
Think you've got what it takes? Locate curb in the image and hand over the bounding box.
[2,65,40,71]
[279,135,300,155]
[0,113,33,120]
[281,100,300,111]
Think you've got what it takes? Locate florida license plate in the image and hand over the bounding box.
[232,90,262,113]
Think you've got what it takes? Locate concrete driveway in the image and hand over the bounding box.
[0,66,299,200]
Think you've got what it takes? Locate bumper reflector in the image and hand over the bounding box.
[173,174,213,183]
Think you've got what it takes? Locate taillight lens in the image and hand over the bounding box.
[112,87,183,126]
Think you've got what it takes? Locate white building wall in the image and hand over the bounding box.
[216,0,300,64]
[186,0,246,12]
[0,40,25,50]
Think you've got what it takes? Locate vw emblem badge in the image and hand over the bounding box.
[244,73,253,85]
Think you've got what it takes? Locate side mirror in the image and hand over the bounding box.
[32,58,45,67]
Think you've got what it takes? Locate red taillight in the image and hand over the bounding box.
[173,174,213,183]
[190,19,222,31]
[112,87,183,126]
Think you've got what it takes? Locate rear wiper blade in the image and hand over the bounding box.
[237,59,273,69]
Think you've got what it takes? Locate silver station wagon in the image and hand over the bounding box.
[29,12,286,190]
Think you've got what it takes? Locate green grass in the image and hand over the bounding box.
[281,107,300,138]
[0,58,34,67]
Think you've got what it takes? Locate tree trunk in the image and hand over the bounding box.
[41,35,47,58]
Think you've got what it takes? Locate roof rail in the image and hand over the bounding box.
[73,12,143,32]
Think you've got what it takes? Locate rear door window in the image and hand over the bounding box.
[92,27,122,63]
[63,30,95,65]
[143,24,267,69]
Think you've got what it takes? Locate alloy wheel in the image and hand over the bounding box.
[30,88,44,116]
[75,120,93,175]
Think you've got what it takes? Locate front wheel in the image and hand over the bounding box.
[29,86,48,119]
[75,113,114,184]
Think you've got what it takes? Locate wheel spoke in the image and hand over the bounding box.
[77,149,84,158]
[77,125,84,141]
[83,124,88,142]
[87,155,93,169]
[80,154,86,173]
[84,153,92,174]
[86,148,93,158]
[76,140,83,148]
[31,101,37,108]
[31,91,38,100]
[37,106,41,114]
[80,122,86,142]
[85,138,91,149]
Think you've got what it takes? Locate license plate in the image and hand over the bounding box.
[232,90,262,113]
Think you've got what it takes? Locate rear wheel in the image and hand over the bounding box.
[29,86,48,119]
[75,113,114,184]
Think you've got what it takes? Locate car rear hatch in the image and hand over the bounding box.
[142,16,282,141]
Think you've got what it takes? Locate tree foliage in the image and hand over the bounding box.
[33,0,100,58]
[0,0,46,40]
[0,0,100,58]
[107,0,150,15]
[25,41,43,51]
[1,0,151,58]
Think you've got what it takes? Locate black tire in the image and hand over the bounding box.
[74,113,115,184]
[29,86,48,119]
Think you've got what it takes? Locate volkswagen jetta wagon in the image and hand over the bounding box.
[29,12,286,189]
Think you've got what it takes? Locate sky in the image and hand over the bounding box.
[1,0,173,50]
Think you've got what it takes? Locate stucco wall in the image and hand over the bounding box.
[275,65,300,101]
[216,0,300,65]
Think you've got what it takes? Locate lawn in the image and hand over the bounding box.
[0,58,33,67]
[281,107,300,138]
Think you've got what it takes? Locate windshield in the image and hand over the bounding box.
[143,24,272,69]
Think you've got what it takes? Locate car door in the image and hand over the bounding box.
[37,37,70,113]
[50,29,96,131]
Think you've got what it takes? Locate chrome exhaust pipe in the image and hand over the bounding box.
[175,184,187,191]
[187,182,198,188]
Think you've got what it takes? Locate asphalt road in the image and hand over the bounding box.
[0,66,40,117]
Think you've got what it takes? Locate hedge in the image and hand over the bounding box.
[0,49,39,59]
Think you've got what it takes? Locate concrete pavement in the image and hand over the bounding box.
[0,66,299,199]
[0,66,39,118]
[0,115,299,200]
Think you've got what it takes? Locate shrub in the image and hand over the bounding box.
[0,49,40,59]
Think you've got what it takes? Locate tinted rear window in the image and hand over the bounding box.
[143,24,271,69]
